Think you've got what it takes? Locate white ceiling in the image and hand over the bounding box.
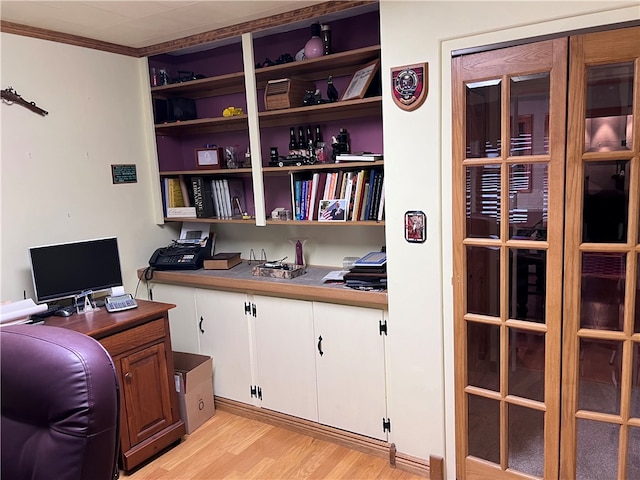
[0,1,327,49]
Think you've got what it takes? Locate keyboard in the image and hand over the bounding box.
[105,294,138,313]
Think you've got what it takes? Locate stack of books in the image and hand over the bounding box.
[344,251,387,290]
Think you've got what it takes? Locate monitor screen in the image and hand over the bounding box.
[29,237,123,304]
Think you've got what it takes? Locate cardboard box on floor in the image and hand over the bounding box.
[173,351,215,434]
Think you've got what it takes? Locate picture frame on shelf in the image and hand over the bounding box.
[318,199,347,222]
[341,59,380,101]
[195,147,222,169]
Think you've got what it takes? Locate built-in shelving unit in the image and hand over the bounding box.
[150,8,385,226]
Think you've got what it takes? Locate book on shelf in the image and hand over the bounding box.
[213,179,227,218]
[293,179,302,220]
[350,170,366,221]
[353,251,387,268]
[167,206,197,218]
[167,177,186,207]
[377,176,386,221]
[179,176,192,207]
[210,179,221,218]
[359,182,371,221]
[221,179,232,218]
[203,252,242,270]
[191,176,214,218]
[363,169,378,220]
[307,172,320,221]
[300,180,308,220]
[369,169,384,220]
[336,152,383,162]
[227,178,246,217]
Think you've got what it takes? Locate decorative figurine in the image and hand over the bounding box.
[327,76,339,102]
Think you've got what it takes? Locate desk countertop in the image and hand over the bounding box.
[138,262,388,309]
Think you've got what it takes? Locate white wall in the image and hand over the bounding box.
[378,1,638,478]
[0,34,176,301]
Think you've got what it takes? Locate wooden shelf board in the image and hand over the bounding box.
[255,45,381,87]
[163,217,384,226]
[160,168,253,176]
[151,71,246,99]
[154,97,381,136]
[259,97,382,128]
[155,114,248,135]
[262,160,384,175]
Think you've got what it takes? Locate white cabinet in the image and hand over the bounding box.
[195,289,253,404]
[252,295,317,421]
[148,283,388,439]
[146,283,199,353]
[313,302,388,440]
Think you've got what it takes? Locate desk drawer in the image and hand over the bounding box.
[101,319,166,357]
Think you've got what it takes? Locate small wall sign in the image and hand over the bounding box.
[111,164,137,184]
[391,62,428,111]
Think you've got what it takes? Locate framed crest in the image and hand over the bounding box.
[391,62,428,111]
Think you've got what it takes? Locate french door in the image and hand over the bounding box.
[452,26,639,480]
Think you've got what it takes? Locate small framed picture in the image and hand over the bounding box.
[341,59,380,101]
[195,147,222,169]
[405,210,426,243]
[318,199,347,222]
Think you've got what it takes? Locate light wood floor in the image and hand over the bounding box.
[121,410,425,479]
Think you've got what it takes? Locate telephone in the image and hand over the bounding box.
[149,244,206,270]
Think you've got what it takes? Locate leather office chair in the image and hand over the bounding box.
[1,324,120,480]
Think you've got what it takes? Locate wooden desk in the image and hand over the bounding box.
[45,300,186,471]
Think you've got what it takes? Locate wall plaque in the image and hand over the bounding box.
[111,164,137,184]
[391,62,428,111]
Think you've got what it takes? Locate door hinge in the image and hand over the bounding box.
[379,320,387,335]
[244,302,251,315]
[250,385,263,400]
[252,303,257,317]
[382,417,391,433]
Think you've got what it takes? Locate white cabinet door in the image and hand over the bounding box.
[313,302,388,440]
[252,295,318,421]
[147,283,199,353]
[195,289,253,404]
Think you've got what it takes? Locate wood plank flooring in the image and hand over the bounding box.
[121,411,425,479]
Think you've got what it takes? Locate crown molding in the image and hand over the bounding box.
[0,1,376,58]
[0,20,139,57]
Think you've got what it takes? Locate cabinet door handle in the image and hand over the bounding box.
[199,316,204,334]
[124,372,132,382]
[317,336,324,356]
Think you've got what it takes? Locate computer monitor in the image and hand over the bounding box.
[29,237,124,304]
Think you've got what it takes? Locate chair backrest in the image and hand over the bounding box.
[1,324,120,480]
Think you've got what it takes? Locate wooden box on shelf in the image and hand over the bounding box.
[264,78,315,110]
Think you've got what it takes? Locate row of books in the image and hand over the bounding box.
[162,176,245,219]
[291,169,385,222]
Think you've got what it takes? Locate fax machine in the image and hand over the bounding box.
[149,243,206,270]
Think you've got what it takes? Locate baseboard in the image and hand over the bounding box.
[215,396,431,478]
